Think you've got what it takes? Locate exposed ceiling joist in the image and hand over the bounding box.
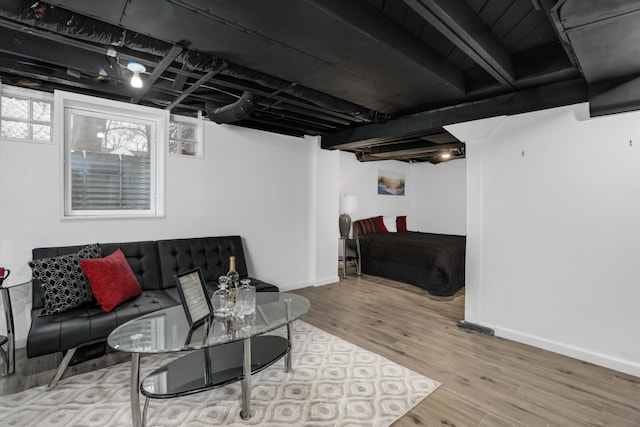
[172,63,190,91]
[322,79,588,150]
[589,74,640,117]
[130,43,184,104]
[165,63,228,111]
[304,0,465,93]
[403,0,515,87]
[368,141,464,158]
[1,0,634,163]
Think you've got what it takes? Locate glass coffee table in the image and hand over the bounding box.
[107,292,310,427]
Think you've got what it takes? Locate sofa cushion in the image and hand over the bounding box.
[26,289,180,358]
[29,244,101,316]
[80,249,143,312]
[156,236,249,288]
[100,241,162,290]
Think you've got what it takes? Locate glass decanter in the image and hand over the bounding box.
[235,278,256,317]
[212,276,232,318]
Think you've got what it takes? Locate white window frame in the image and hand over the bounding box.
[55,90,167,219]
[0,84,53,144]
[169,114,204,158]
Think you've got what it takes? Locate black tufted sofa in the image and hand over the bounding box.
[27,236,278,389]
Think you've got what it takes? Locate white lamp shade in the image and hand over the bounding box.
[340,195,358,215]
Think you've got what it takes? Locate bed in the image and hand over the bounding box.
[358,230,466,297]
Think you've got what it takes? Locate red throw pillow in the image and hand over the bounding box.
[79,249,142,312]
[396,215,407,232]
[372,215,388,233]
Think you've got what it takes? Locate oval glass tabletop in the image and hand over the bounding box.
[107,292,310,354]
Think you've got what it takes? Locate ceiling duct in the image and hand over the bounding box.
[0,0,388,123]
[206,91,257,124]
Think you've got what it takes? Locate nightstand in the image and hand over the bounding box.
[339,237,361,279]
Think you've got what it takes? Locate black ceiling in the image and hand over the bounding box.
[0,0,638,163]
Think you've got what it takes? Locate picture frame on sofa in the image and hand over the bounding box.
[175,268,213,327]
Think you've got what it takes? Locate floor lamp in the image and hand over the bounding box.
[339,195,358,238]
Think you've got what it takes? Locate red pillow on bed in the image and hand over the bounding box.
[372,215,388,233]
[396,215,407,231]
[79,249,142,312]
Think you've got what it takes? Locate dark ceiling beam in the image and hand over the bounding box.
[172,63,190,91]
[304,0,465,93]
[419,132,458,144]
[0,13,364,126]
[371,150,455,160]
[255,104,342,131]
[0,18,208,89]
[322,79,588,150]
[538,0,580,69]
[589,74,640,117]
[0,57,111,92]
[130,43,184,104]
[0,25,119,80]
[199,78,362,124]
[0,55,198,112]
[164,63,228,111]
[403,0,515,87]
[512,43,580,88]
[368,141,464,157]
[324,133,428,151]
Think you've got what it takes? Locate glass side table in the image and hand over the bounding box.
[0,278,31,375]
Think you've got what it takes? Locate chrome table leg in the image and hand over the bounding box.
[240,337,252,420]
[131,353,142,427]
[1,288,15,375]
[284,298,292,372]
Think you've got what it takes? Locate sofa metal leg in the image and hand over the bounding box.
[47,347,77,391]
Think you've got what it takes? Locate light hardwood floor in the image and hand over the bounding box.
[1,271,638,426]
[292,271,640,426]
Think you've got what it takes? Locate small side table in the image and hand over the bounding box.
[340,237,361,279]
[0,278,31,375]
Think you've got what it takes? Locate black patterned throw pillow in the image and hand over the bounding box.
[29,244,101,316]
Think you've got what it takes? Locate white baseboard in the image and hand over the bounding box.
[278,281,313,292]
[277,276,339,291]
[494,326,640,377]
[313,276,339,287]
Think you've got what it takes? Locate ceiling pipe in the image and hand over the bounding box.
[0,0,388,123]
[206,91,257,124]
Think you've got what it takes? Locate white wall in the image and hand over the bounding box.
[339,151,412,223]
[338,150,467,234]
[410,160,466,235]
[0,99,339,347]
[313,141,340,286]
[451,103,640,376]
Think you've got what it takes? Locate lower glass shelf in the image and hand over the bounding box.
[140,335,289,399]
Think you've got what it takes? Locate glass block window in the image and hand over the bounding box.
[0,86,53,142]
[169,115,203,157]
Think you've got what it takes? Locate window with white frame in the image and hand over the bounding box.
[0,85,53,143]
[57,91,166,218]
[169,115,203,157]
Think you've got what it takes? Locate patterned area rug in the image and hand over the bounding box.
[1,321,440,426]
